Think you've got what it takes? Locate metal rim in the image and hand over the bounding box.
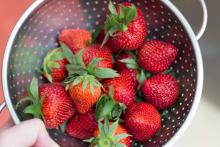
[2,0,204,146]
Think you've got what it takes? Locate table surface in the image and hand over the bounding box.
[1,1,220,147]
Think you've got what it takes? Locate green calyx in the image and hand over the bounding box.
[120,58,138,70]
[22,77,43,119]
[95,87,126,121]
[101,1,137,47]
[85,118,130,147]
[106,0,137,35]
[61,42,119,94]
[41,48,65,82]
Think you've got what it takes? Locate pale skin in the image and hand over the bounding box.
[0,118,59,147]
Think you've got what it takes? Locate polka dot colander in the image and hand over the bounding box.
[1,0,207,147]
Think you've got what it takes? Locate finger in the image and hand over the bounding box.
[0,118,59,147]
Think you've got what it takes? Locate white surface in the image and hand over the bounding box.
[171,0,220,147]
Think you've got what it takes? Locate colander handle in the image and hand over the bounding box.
[0,101,6,113]
[169,0,208,40]
[194,0,208,40]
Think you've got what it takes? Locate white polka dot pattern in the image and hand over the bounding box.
[7,0,197,147]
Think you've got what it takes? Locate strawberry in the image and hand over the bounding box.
[114,52,139,90]
[66,110,97,140]
[41,48,68,82]
[120,69,138,91]
[102,72,135,107]
[138,40,178,73]
[83,44,113,68]
[23,78,76,129]
[124,102,161,142]
[61,43,119,114]
[68,79,102,114]
[96,30,121,54]
[102,1,147,50]
[59,29,91,54]
[87,119,131,147]
[141,74,179,109]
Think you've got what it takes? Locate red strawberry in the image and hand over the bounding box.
[141,74,179,109]
[120,69,138,91]
[59,29,91,54]
[114,53,133,72]
[114,52,139,90]
[66,110,97,140]
[69,82,102,114]
[102,2,147,50]
[124,102,161,142]
[41,48,68,82]
[138,40,178,73]
[82,44,113,68]
[102,73,135,106]
[23,78,76,129]
[89,119,131,147]
[96,30,121,54]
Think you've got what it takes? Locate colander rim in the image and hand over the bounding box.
[2,0,204,147]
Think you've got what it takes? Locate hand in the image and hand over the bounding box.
[0,118,59,147]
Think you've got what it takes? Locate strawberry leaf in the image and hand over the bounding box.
[104,118,109,135]
[93,67,119,79]
[82,79,89,91]
[108,0,117,15]
[115,143,126,147]
[86,58,104,74]
[61,42,75,64]
[138,69,146,86]
[50,49,64,61]
[47,61,60,69]
[60,121,67,133]
[29,77,39,100]
[109,119,119,135]
[115,133,131,142]
[75,49,85,67]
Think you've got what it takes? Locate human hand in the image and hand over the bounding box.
[0,118,59,147]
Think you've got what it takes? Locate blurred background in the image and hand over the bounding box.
[0,0,219,147]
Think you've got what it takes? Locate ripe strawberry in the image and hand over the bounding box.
[120,69,138,91]
[114,52,139,90]
[141,74,179,109]
[102,1,147,50]
[102,73,135,106]
[96,30,121,53]
[82,44,113,68]
[66,110,97,140]
[114,53,134,72]
[59,29,91,54]
[62,43,119,114]
[124,102,161,142]
[88,119,131,147]
[138,40,178,73]
[69,80,102,114]
[41,48,68,82]
[23,78,76,129]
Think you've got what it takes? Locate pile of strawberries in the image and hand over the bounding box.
[21,1,180,146]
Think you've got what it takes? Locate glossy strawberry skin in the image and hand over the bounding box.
[59,29,91,54]
[114,53,138,90]
[66,110,97,140]
[107,2,147,51]
[50,58,69,82]
[142,74,179,109]
[69,83,101,114]
[102,73,135,106]
[124,102,161,142]
[39,83,76,129]
[138,40,178,73]
[94,123,131,147]
[83,44,113,68]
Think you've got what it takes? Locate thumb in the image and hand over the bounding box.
[0,118,59,147]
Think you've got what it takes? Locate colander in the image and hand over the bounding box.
[0,0,207,146]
